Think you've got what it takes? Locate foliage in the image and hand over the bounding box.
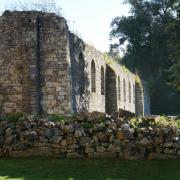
[135,74,141,85]
[5,112,24,122]
[32,114,45,121]
[103,53,116,65]
[103,53,131,74]
[107,49,122,63]
[130,116,180,128]
[83,122,93,129]
[177,119,180,128]
[110,0,180,114]
[48,114,65,122]
[48,114,75,122]
[166,4,180,90]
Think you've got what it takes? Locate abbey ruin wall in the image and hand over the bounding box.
[69,33,139,114]
[0,11,150,116]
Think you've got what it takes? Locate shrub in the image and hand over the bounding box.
[48,114,75,122]
[130,116,180,128]
[5,112,24,122]
[83,122,93,129]
[48,114,65,122]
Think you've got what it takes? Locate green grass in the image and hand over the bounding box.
[0,158,179,180]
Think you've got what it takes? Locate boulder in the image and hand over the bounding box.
[66,137,75,145]
[21,130,37,141]
[45,129,54,139]
[97,132,109,143]
[116,130,124,140]
[52,144,61,149]
[139,138,151,147]
[63,125,74,134]
[68,144,79,149]
[124,146,146,160]
[163,142,173,148]
[79,137,93,147]
[164,148,176,155]
[88,152,116,158]
[123,130,134,139]
[148,153,180,160]
[107,144,121,152]
[74,129,82,138]
[49,136,63,144]
[9,147,52,157]
[60,140,67,146]
[154,136,163,144]
[66,152,84,159]
[96,146,106,153]
[85,147,94,153]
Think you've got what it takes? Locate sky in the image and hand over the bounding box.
[0,0,130,52]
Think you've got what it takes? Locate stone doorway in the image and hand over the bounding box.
[105,65,117,114]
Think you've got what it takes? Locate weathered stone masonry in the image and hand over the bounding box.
[0,114,179,159]
[0,11,71,115]
[0,11,150,115]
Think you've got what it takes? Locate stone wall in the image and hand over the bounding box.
[0,113,179,160]
[0,10,150,116]
[69,33,138,115]
[39,13,71,115]
[0,11,71,115]
[0,11,37,114]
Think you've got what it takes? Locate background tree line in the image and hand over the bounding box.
[110,0,180,115]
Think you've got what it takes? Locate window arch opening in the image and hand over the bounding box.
[91,60,96,92]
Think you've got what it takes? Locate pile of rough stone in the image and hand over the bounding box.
[0,112,179,160]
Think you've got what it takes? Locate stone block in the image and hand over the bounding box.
[96,146,106,153]
[88,152,117,158]
[9,147,52,157]
[66,152,84,159]
[116,130,124,140]
[148,153,180,160]
[85,147,94,153]
[164,148,176,155]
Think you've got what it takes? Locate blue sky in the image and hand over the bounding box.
[0,0,130,52]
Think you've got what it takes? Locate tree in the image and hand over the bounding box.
[167,4,180,90]
[110,0,180,114]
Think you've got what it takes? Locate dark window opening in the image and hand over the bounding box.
[91,60,96,92]
[101,66,105,95]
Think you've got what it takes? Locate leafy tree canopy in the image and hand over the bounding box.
[110,0,180,114]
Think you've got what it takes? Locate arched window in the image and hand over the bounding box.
[101,66,105,95]
[118,76,120,101]
[78,53,85,96]
[129,82,131,103]
[123,78,126,102]
[91,60,96,92]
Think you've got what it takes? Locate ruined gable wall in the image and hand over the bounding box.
[0,11,72,115]
[0,11,39,114]
[0,11,149,115]
[39,13,72,114]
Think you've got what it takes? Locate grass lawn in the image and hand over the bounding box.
[0,158,179,180]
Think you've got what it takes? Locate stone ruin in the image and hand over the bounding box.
[0,11,150,116]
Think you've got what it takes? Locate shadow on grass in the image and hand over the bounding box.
[0,158,180,180]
